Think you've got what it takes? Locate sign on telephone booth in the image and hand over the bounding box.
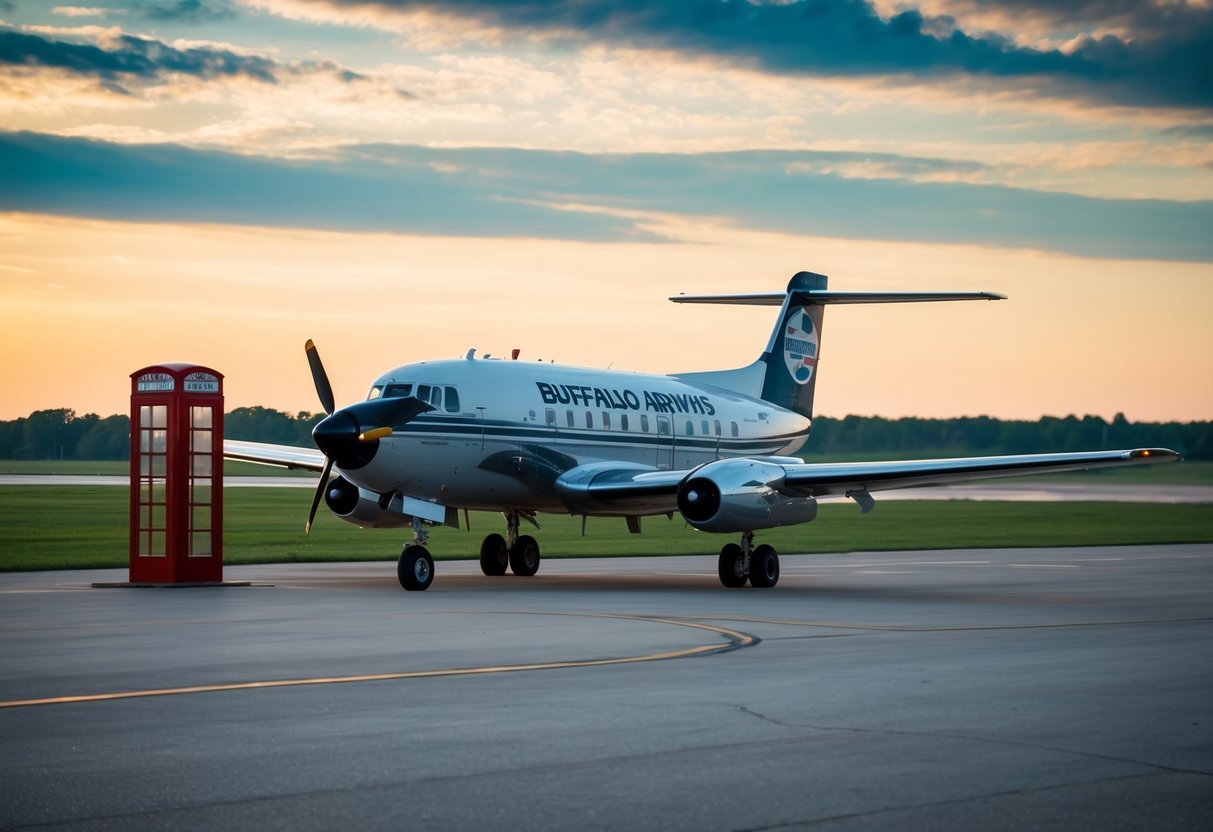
[129,364,224,583]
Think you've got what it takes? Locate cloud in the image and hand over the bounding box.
[0,28,278,87]
[52,6,115,18]
[2,130,1209,261]
[293,0,1213,111]
[136,0,238,22]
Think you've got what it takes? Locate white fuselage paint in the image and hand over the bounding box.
[342,357,809,513]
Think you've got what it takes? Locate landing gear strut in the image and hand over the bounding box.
[717,531,779,589]
[480,511,541,577]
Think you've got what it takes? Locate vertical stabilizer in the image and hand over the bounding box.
[759,271,828,419]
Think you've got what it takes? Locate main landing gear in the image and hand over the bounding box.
[479,511,541,578]
[718,531,780,589]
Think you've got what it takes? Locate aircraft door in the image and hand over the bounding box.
[656,415,674,469]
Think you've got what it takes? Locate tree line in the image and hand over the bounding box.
[0,407,1209,461]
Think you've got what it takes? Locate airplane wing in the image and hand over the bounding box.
[223,439,326,473]
[554,448,1181,517]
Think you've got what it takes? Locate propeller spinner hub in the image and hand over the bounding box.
[312,409,380,470]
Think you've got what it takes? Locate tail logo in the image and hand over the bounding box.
[782,307,818,385]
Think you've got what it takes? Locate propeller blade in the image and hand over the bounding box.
[306,456,334,535]
[305,339,336,416]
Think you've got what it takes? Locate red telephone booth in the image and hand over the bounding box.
[129,364,224,583]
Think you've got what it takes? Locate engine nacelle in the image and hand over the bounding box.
[324,476,412,529]
[677,459,818,533]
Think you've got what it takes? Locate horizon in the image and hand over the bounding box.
[2,1,1211,423]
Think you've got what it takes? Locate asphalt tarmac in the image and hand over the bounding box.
[2,545,1210,831]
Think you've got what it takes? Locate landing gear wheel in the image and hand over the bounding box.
[749,544,779,588]
[718,543,747,588]
[509,535,541,577]
[398,544,434,591]
[479,533,509,576]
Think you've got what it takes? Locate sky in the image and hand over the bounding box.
[1,0,1211,423]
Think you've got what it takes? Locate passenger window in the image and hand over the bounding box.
[602,412,611,430]
[686,420,694,435]
[445,387,460,412]
[714,420,721,436]
[566,410,575,428]
[620,414,629,431]
[702,420,709,435]
[731,422,739,437]
[545,408,556,426]
[640,415,650,432]
[585,411,593,429]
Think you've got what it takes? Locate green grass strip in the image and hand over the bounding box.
[1,486,1210,572]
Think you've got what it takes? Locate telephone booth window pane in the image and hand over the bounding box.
[191,532,212,557]
[192,429,213,453]
[149,531,165,557]
[150,406,167,428]
[151,430,167,453]
[191,406,212,429]
[192,505,211,531]
[192,454,212,476]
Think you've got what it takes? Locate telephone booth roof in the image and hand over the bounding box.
[130,363,224,380]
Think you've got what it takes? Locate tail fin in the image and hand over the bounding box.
[671,272,1004,419]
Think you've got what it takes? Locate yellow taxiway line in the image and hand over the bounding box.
[0,615,754,709]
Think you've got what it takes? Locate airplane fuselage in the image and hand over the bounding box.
[347,356,810,513]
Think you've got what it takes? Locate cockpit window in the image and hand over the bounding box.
[374,382,458,412]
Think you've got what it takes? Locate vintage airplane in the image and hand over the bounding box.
[224,271,1179,591]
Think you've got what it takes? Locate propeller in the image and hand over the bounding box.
[303,340,434,534]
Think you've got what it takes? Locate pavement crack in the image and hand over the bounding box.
[732,706,1213,778]
[731,770,1181,832]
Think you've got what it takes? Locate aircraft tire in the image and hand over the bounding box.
[718,543,748,588]
[398,544,434,591]
[509,535,541,577]
[479,534,509,576]
[749,544,779,588]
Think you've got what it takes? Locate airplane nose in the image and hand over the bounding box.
[312,409,380,470]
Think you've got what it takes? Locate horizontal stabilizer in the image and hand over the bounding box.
[670,290,1005,305]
